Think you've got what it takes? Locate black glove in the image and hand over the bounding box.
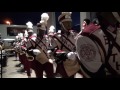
[27,49,35,56]
[55,53,68,63]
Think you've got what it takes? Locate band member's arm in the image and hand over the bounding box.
[28,38,41,56]
[26,38,37,55]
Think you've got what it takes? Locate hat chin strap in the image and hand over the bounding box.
[38,30,45,38]
[60,22,68,33]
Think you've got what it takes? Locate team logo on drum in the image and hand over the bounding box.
[80,44,96,62]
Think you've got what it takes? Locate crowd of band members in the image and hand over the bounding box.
[13,12,120,78]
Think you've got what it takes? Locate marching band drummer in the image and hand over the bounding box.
[75,12,120,78]
[26,13,54,78]
[50,12,82,78]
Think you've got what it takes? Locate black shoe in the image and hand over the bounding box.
[54,73,62,78]
[25,69,32,73]
[15,63,21,67]
[13,59,19,61]
[17,68,25,73]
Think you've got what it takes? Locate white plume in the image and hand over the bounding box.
[50,25,55,30]
[41,13,49,26]
[18,33,21,38]
[16,36,18,39]
[40,20,44,24]
[41,13,49,21]
[20,33,23,39]
[57,30,61,33]
[26,21,33,29]
[49,25,55,33]
[18,33,23,39]
[24,30,28,37]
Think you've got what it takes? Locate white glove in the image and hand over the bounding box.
[49,59,54,64]
[33,49,41,55]
[67,52,76,60]
[47,50,52,54]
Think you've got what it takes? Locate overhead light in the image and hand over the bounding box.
[5,20,11,25]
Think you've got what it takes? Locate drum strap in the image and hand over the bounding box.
[31,38,49,59]
[82,30,120,77]
[53,36,71,51]
[102,29,120,77]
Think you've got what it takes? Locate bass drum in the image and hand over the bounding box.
[75,34,105,78]
[76,12,120,77]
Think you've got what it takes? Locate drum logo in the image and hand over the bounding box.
[80,44,96,62]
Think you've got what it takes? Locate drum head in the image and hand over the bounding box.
[75,35,103,73]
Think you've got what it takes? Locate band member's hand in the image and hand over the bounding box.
[67,52,76,60]
[41,13,49,26]
[27,49,34,56]
[47,50,52,54]
[47,50,52,57]
[33,49,41,55]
